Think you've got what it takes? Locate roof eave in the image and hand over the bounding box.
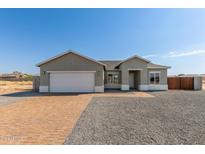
[147,66,171,69]
[36,50,70,67]
[36,50,107,67]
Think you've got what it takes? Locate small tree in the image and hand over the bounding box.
[23,74,33,81]
[178,74,185,76]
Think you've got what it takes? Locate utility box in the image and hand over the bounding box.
[194,76,202,90]
[33,76,40,92]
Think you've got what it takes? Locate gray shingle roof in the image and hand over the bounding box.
[99,60,122,70]
[99,61,170,70]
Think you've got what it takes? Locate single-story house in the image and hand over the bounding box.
[36,50,171,93]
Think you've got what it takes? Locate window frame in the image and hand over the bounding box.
[106,72,120,84]
[149,71,161,85]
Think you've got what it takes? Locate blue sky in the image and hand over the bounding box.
[0,9,205,75]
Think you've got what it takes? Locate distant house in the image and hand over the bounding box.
[0,71,23,81]
[175,74,205,77]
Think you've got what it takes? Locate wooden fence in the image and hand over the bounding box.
[168,77,194,90]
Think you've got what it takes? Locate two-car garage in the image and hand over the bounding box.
[37,51,105,93]
[49,71,95,93]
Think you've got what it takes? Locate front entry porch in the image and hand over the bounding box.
[120,69,142,91]
[129,70,140,90]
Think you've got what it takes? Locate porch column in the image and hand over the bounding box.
[121,70,129,91]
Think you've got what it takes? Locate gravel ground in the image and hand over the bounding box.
[65,90,205,145]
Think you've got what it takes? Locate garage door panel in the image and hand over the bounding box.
[50,72,95,92]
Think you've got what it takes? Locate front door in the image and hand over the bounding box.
[129,73,134,89]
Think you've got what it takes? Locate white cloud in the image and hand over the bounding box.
[167,50,205,58]
[143,54,157,58]
[169,51,175,55]
[143,50,205,59]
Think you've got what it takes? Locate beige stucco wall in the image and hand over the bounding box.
[119,57,148,85]
[119,57,168,87]
[39,53,104,87]
[147,69,168,84]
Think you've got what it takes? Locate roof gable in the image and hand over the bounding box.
[116,55,150,68]
[99,60,122,70]
[36,50,106,67]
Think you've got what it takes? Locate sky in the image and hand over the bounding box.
[0,9,205,75]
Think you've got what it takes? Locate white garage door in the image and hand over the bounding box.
[50,72,95,92]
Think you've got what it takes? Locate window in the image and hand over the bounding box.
[113,75,119,84]
[107,73,119,84]
[149,72,160,84]
[155,73,160,84]
[150,73,155,84]
[108,74,113,83]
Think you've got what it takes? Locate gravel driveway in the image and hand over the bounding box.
[65,90,205,145]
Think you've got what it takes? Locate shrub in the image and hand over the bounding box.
[23,74,33,81]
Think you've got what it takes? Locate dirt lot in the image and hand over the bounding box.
[0,81,32,95]
[0,93,93,144]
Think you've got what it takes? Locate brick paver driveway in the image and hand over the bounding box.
[0,91,151,144]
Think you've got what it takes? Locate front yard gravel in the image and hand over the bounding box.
[65,90,205,144]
